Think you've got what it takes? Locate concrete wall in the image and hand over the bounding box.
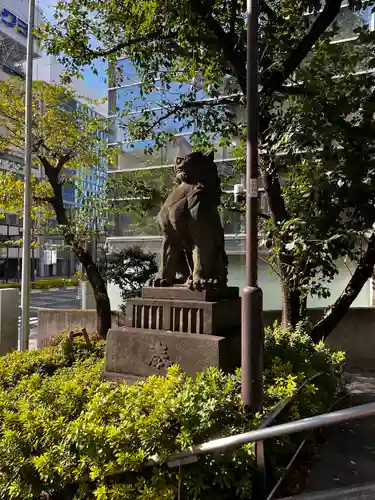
[37,305,375,369]
[263,308,375,370]
[37,309,126,348]
[0,288,19,354]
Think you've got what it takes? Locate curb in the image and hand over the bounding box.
[30,286,78,294]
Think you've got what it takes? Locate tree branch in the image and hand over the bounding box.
[55,152,74,171]
[34,195,54,203]
[81,31,209,60]
[260,0,287,24]
[134,93,244,138]
[0,109,22,124]
[262,0,344,96]
[191,0,247,93]
[361,87,375,128]
[37,155,54,177]
[310,234,375,342]
[60,31,172,59]
[276,85,317,96]
[230,0,237,36]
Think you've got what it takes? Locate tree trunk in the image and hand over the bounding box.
[262,171,303,329]
[310,235,375,343]
[280,277,302,330]
[40,157,112,338]
[74,247,112,338]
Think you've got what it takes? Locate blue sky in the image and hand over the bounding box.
[38,0,108,97]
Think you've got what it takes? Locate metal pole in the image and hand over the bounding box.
[20,0,35,351]
[242,0,264,411]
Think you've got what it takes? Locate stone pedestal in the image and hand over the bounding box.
[104,286,241,383]
[126,286,240,335]
[0,288,19,355]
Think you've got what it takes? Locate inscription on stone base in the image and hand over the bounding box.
[104,327,240,381]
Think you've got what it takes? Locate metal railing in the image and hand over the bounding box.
[158,401,375,500]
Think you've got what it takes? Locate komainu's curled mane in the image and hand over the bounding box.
[152,151,228,291]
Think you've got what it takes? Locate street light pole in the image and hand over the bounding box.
[241,0,264,411]
[20,0,36,351]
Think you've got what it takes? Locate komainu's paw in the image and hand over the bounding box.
[186,277,222,291]
[151,277,171,287]
[186,279,203,291]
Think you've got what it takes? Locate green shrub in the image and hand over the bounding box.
[0,278,79,290]
[0,326,344,499]
[102,246,158,312]
[0,333,105,389]
[32,278,79,290]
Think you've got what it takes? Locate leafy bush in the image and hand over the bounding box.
[33,278,79,290]
[0,278,78,290]
[0,333,105,389]
[102,246,158,311]
[0,326,344,499]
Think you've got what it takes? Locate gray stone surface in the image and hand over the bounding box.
[0,288,19,354]
[142,286,239,302]
[283,483,375,500]
[286,372,375,499]
[303,372,375,494]
[104,327,240,381]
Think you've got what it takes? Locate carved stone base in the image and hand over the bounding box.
[126,293,240,335]
[104,327,240,381]
[104,287,241,382]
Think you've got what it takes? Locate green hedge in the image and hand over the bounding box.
[0,277,79,290]
[0,325,344,499]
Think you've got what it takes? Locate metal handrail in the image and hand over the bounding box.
[257,371,324,431]
[92,399,375,485]
[163,401,375,468]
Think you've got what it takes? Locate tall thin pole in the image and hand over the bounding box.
[20,0,36,351]
[241,0,264,411]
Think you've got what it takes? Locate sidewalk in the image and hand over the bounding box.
[286,371,375,498]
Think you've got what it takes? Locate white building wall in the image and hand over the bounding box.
[227,255,371,310]
[105,241,372,311]
[33,55,107,115]
[0,0,43,57]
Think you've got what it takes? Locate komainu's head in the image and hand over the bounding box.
[174,151,221,203]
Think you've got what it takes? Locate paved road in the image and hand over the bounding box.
[29,287,80,314]
[18,287,80,349]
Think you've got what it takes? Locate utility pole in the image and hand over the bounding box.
[20,0,36,351]
[241,0,264,412]
[242,0,266,494]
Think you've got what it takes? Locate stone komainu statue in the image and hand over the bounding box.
[153,151,228,290]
